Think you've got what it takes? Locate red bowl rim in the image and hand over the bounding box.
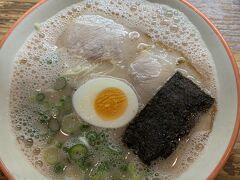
[0,0,239,179]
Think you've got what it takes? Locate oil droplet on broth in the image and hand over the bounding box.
[35,160,43,168]
[25,138,33,148]
[33,148,41,155]
[195,143,204,152]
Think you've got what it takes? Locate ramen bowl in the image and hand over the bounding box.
[0,0,239,179]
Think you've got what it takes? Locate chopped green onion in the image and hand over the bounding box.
[97,132,106,144]
[68,144,88,160]
[62,96,72,114]
[50,107,59,118]
[54,77,67,91]
[38,111,44,116]
[119,163,128,172]
[86,131,106,146]
[57,96,72,115]
[46,136,54,144]
[79,124,90,132]
[43,147,60,165]
[91,161,111,180]
[48,118,60,132]
[52,141,63,149]
[61,114,81,134]
[128,163,141,180]
[86,131,98,146]
[35,92,45,102]
[107,144,122,155]
[62,146,69,153]
[97,161,110,172]
[91,161,110,180]
[92,172,107,180]
[76,159,92,171]
[54,162,65,174]
[113,177,123,180]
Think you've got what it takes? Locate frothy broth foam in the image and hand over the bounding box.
[10,0,218,179]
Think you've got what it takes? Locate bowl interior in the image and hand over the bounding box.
[0,0,238,179]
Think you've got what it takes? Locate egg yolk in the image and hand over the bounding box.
[94,87,128,121]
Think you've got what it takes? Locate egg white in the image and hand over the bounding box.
[72,77,138,128]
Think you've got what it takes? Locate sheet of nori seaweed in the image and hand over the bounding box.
[122,72,214,165]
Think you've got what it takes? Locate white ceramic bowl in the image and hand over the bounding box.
[0,0,239,179]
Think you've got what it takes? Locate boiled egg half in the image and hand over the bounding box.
[72,77,138,128]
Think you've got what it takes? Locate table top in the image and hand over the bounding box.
[0,0,239,179]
